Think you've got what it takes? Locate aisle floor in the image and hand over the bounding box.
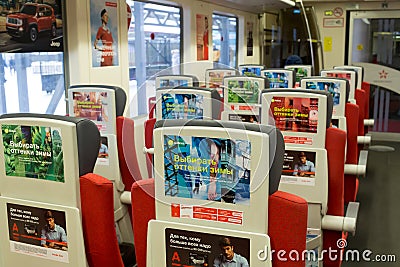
[342,135,400,266]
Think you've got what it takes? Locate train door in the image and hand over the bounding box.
[346,11,400,262]
[348,10,400,133]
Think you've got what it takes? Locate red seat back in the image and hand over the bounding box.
[268,191,308,267]
[344,103,360,203]
[80,173,124,267]
[355,89,366,137]
[144,118,156,178]
[117,116,142,191]
[323,127,346,267]
[361,82,371,119]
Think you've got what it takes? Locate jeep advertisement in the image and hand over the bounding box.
[0,0,63,53]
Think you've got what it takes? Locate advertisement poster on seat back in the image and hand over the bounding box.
[281,150,316,186]
[264,71,289,88]
[165,228,250,267]
[227,79,260,108]
[90,0,119,67]
[97,136,109,165]
[269,96,319,133]
[72,91,109,134]
[161,93,204,120]
[1,124,65,183]
[305,81,341,114]
[164,135,251,205]
[7,203,69,263]
[0,0,63,53]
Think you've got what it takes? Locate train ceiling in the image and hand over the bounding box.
[201,0,398,14]
[201,0,295,13]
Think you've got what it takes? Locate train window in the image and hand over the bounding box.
[127,1,182,116]
[212,14,237,69]
[0,1,65,116]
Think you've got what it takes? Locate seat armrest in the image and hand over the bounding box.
[357,135,371,145]
[364,119,374,127]
[344,150,368,177]
[321,202,360,236]
[120,190,132,204]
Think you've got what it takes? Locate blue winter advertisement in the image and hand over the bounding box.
[163,135,251,205]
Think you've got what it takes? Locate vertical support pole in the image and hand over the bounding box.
[134,2,147,115]
[378,89,385,132]
[384,91,390,132]
[220,16,230,67]
[15,53,29,112]
[373,86,379,132]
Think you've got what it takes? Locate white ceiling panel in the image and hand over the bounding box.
[200,0,295,13]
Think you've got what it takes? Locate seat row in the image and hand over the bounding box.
[0,64,373,267]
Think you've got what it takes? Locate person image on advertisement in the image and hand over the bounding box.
[94,9,114,66]
[196,138,222,201]
[293,152,315,177]
[206,139,221,201]
[98,139,108,158]
[41,210,68,251]
[213,237,249,267]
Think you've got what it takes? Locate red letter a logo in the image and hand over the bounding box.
[12,223,18,232]
[171,251,181,262]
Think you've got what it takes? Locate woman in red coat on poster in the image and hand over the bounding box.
[203,16,209,60]
[94,9,114,66]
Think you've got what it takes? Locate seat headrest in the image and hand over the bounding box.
[0,113,100,177]
[69,85,127,116]
[156,75,200,87]
[301,76,350,104]
[156,86,222,120]
[158,86,221,99]
[261,88,334,129]
[223,75,271,90]
[154,119,285,195]
[334,68,359,88]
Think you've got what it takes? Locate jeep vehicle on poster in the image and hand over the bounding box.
[6,3,57,42]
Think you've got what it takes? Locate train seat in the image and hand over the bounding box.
[204,68,240,101]
[300,77,367,204]
[344,102,361,203]
[131,119,308,267]
[260,89,360,267]
[148,96,156,120]
[0,114,134,267]
[221,75,269,123]
[361,82,373,133]
[68,85,136,246]
[142,86,223,177]
[261,68,296,88]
